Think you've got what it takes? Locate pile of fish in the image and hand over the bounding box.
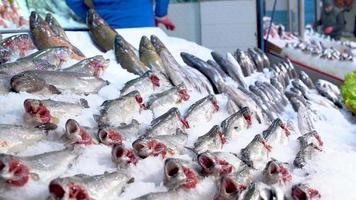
[0,9,344,200]
[285,39,353,62]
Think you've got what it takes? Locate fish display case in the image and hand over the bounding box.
[0,6,355,200]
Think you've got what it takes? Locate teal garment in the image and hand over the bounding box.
[316,7,345,39]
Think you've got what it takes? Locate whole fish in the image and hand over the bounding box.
[299,71,315,89]
[291,183,321,200]
[139,36,166,74]
[262,118,290,145]
[120,70,172,99]
[114,34,149,75]
[163,158,200,190]
[29,11,85,60]
[97,90,145,127]
[297,130,323,150]
[87,9,117,52]
[63,55,109,77]
[98,119,141,145]
[242,182,285,200]
[45,13,69,41]
[315,79,342,108]
[293,144,321,168]
[240,134,271,169]
[0,34,35,61]
[193,125,225,154]
[24,98,88,126]
[0,73,11,94]
[183,95,219,128]
[145,107,188,137]
[247,48,264,72]
[0,47,72,75]
[48,171,134,200]
[11,70,109,95]
[65,119,96,145]
[0,124,46,154]
[214,167,252,200]
[234,49,254,76]
[262,160,292,185]
[220,107,252,141]
[197,151,244,176]
[132,129,188,159]
[147,84,190,117]
[111,143,138,168]
[0,147,80,187]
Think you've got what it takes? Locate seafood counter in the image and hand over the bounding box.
[0,10,355,200]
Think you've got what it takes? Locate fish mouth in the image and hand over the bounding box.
[165,159,181,178]
[49,182,90,200]
[24,99,52,124]
[98,129,123,145]
[132,141,149,159]
[0,159,30,187]
[222,177,238,194]
[198,154,215,175]
[66,119,93,145]
[132,139,167,158]
[112,144,138,165]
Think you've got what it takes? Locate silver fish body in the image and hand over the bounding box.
[293,144,320,168]
[98,119,141,145]
[240,134,271,169]
[193,125,225,154]
[242,182,285,200]
[220,107,252,141]
[262,118,290,145]
[0,73,11,94]
[63,55,109,77]
[315,79,342,108]
[299,71,315,89]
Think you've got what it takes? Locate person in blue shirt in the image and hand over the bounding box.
[65,0,175,30]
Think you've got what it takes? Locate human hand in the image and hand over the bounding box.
[155,16,175,31]
[324,26,333,34]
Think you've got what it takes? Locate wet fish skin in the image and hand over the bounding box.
[115,34,149,75]
[226,98,240,115]
[207,59,229,79]
[240,134,271,169]
[132,129,188,158]
[45,13,69,41]
[262,118,290,145]
[183,95,219,128]
[299,71,315,89]
[291,183,321,200]
[29,11,84,60]
[297,130,323,150]
[293,144,320,168]
[0,47,72,75]
[0,124,46,154]
[315,79,342,108]
[197,151,243,176]
[98,119,141,145]
[255,82,284,113]
[263,82,289,106]
[270,77,284,93]
[220,107,252,141]
[249,85,279,114]
[262,160,292,185]
[247,48,264,72]
[0,34,35,63]
[242,182,285,200]
[133,191,182,200]
[193,125,225,154]
[297,104,315,136]
[48,171,134,200]
[139,36,166,74]
[234,49,254,76]
[0,73,11,94]
[253,47,270,68]
[87,9,118,52]
[63,55,109,77]
[11,70,108,95]
[292,79,310,99]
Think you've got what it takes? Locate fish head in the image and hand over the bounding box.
[150,35,165,54]
[49,179,90,200]
[197,152,216,175]
[29,11,49,33]
[65,119,93,145]
[139,36,155,52]
[88,55,110,77]
[10,72,46,93]
[292,183,321,200]
[114,34,131,52]
[24,99,53,124]
[214,176,247,200]
[51,47,72,66]
[163,158,187,189]
[111,144,138,167]
[132,138,167,159]
[263,160,292,184]
[98,128,124,145]
[0,155,30,187]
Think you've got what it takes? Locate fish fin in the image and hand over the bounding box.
[47,84,61,94]
[35,123,58,131]
[30,173,40,181]
[79,98,90,108]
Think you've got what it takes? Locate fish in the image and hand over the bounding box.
[220,107,252,141]
[183,95,219,128]
[0,73,11,94]
[139,36,166,74]
[0,147,81,187]
[293,144,321,168]
[179,65,214,95]
[64,119,97,145]
[315,79,342,108]
[262,118,290,145]
[262,160,292,185]
[197,151,244,177]
[297,130,323,150]
[97,90,145,127]
[0,124,46,154]
[23,98,88,126]
[262,82,289,106]
[242,182,285,200]
[285,59,298,79]
[240,134,271,169]
[211,51,247,88]
[145,107,188,137]
[289,97,305,112]
[292,79,310,100]
[63,55,109,77]
[98,119,141,145]
[133,191,182,200]
[163,158,200,190]
[0,34,35,61]
[234,49,255,76]
[132,129,188,159]
[193,125,225,154]
[146,84,190,117]
[206,59,229,79]
[255,82,285,113]
[111,143,138,167]
[11,70,108,95]
[114,34,149,75]
[45,13,69,41]
[0,47,72,75]
[48,171,134,200]
[120,70,172,99]
[299,71,315,89]
[247,48,264,72]
[214,167,252,200]
[297,104,315,136]
[253,47,270,69]
[291,183,321,200]
[29,11,85,60]
[249,85,279,114]
[226,98,240,115]
[270,78,284,94]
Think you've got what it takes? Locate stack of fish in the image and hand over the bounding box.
[0,9,344,200]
